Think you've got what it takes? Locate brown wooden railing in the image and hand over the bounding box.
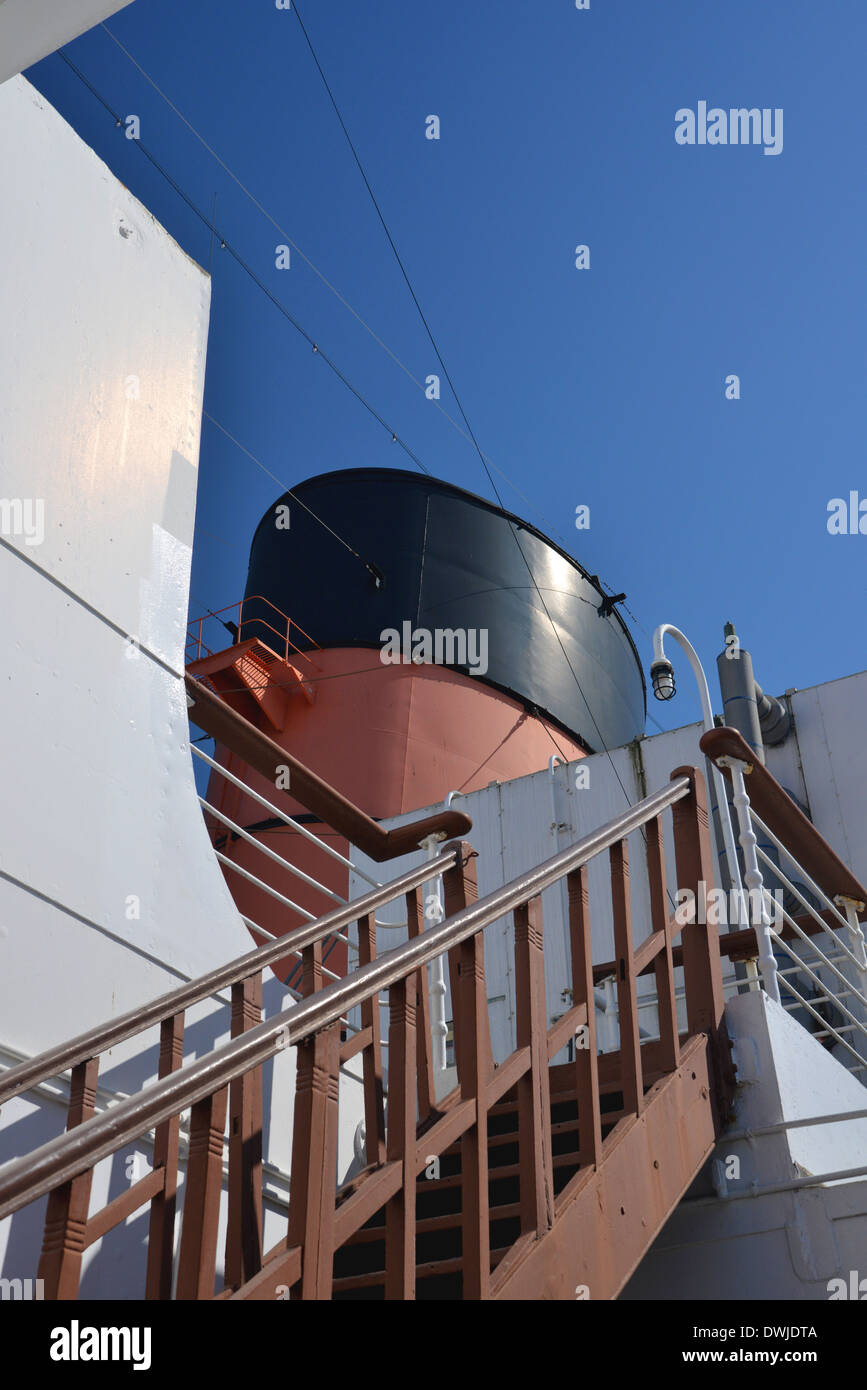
[0,764,733,1300]
[701,726,867,917]
[0,852,456,1298]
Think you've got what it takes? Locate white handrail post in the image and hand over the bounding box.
[599,977,618,1052]
[719,756,780,1003]
[835,896,867,973]
[834,895,867,1063]
[420,833,449,1074]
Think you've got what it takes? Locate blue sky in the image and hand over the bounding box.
[29,0,867,738]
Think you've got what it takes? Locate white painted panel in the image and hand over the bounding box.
[0,81,367,1293]
[0,1,134,86]
[787,671,867,886]
[0,77,256,1043]
[0,78,207,665]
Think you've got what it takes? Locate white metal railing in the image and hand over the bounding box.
[195,744,374,891]
[191,744,409,1056]
[715,755,867,1078]
[592,761,867,1079]
[192,743,406,927]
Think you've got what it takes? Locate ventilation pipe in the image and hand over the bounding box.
[716,623,811,928]
[716,622,791,765]
[754,680,792,748]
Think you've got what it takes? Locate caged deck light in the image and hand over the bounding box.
[649,623,748,940]
[650,657,676,701]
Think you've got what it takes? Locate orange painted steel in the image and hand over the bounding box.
[191,644,588,976]
[187,674,473,862]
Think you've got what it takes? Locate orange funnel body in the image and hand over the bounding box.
[195,469,645,984]
[203,646,587,983]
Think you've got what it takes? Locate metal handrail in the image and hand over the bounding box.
[240,594,321,655]
[187,675,473,861]
[700,726,867,914]
[193,745,381,888]
[206,799,344,911]
[0,775,692,1220]
[701,726,867,1068]
[754,835,866,977]
[751,812,862,953]
[771,969,866,1073]
[768,903,867,1045]
[186,595,322,667]
[195,746,406,928]
[0,851,456,1110]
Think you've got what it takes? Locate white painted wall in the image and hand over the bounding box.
[0,75,248,1036]
[0,0,133,86]
[0,78,361,1296]
[765,670,867,888]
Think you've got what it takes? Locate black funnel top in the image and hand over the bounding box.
[244,469,645,752]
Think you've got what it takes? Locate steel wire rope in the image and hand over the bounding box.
[291,6,654,824]
[97,21,644,632]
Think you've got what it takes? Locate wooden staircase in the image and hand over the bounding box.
[0,754,734,1302]
[331,1038,721,1301]
[5,699,865,1300]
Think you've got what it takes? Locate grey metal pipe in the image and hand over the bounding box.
[716,623,791,763]
[754,681,791,746]
[717,625,764,761]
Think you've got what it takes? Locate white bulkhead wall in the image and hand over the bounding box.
[0,78,362,1294]
[622,988,867,1300]
[0,75,253,1037]
[764,670,867,887]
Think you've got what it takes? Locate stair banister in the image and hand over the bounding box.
[0,850,458,1109]
[0,765,737,1302]
[0,773,696,1221]
[186,675,472,861]
[700,726,867,914]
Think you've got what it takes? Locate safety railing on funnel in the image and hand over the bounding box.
[185,595,322,668]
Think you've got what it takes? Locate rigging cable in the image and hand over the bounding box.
[58,48,433,498]
[291,4,648,816]
[98,20,639,615]
[66,40,671,756]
